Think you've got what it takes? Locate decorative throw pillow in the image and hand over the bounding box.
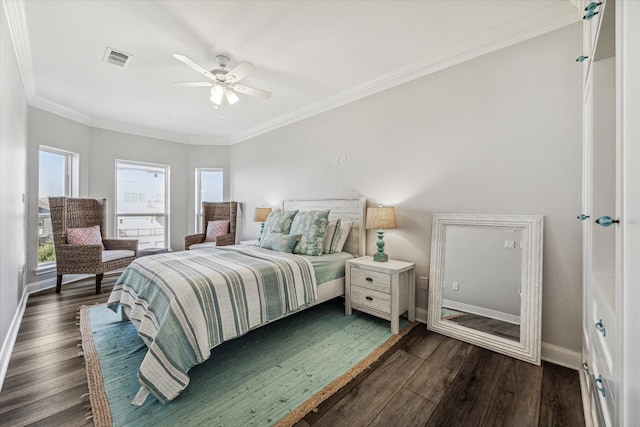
[204,220,230,242]
[323,219,339,254]
[290,210,330,256]
[66,225,104,249]
[330,220,353,253]
[260,210,298,240]
[259,232,300,253]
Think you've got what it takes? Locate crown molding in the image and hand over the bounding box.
[87,117,230,145]
[229,1,580,144]
[7,0,580,147]
[2,0,36,99]
[29,95,91,125]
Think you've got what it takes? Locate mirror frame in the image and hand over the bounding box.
[427,213,543,365]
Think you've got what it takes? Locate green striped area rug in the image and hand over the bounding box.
[80,299,414,427]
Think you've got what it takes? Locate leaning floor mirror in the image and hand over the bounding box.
[427,213,543,365]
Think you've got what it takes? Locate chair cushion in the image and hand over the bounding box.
[204,220,230,242]
[67,225,104,249]
[102,250,135,262]
[188,242,218,250]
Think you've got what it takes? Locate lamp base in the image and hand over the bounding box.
[373,252,388,262]
[373,230,388,262]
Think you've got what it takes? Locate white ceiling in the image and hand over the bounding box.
[7,1,579,145]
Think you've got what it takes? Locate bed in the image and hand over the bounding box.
[106,197,366,406]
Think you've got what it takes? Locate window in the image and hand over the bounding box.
[116,160,169,249]
[38,147,75,267]
[195,168,223,232]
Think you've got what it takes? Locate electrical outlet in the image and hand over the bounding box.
[504,240,515,249]
[419,276,429,290]
[452,281,459,291]
[340,155,347,165]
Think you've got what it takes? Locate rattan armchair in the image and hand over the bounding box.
[49,197,138,294]
[184,201,238,250]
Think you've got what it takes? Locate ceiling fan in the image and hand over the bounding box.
[173,54,271,107]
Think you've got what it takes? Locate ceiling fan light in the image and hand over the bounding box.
[210,86,224,105]
[225,88,239,105]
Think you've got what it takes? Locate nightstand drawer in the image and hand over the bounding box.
[350,267,391,293]
[351,285,391,315]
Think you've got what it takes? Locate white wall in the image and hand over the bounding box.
[26,107,91,285]
[230,25,583,354]
[0,4,28,386]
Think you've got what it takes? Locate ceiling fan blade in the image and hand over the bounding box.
[172,81,215,87]
[224,62,257,84]
[232,84,272,100]
[173,54,215,80]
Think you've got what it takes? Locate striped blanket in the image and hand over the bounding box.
[106,246,317,405]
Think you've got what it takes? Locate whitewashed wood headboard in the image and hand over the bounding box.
[282,198,366,257]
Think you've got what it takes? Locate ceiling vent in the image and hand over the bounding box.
[103,47,131,69]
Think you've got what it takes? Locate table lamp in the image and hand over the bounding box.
[366,206,396,262]
[253,207,272,242]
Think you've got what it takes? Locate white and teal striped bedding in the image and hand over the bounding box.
[106,246,318,405]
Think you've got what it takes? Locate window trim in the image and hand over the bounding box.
[195,168,224,233]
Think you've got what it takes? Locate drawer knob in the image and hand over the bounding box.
[583,10,599,20]
[365,296,374,301]
[595,216,619,227]
[366,277,373,282]
[577,214,590,220]
[582,362,590,373]
[595,319,607,337]
[585,1,602,12]
[576,56,589,63]
[594,375,606,397]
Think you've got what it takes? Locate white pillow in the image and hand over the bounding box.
[323,219,339,254]
[330,220,353,253]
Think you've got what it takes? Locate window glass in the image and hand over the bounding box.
[38,147,73,266]
[116,161,169,249]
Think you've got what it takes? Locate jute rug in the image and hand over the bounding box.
[80,299,415,426]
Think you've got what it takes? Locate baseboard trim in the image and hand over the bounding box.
[541,341,581,369]
[415,307,428,324]
[0,290,29,391]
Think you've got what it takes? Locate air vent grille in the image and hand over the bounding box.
[103,47,131,68]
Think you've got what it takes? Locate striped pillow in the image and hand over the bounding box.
[66,225,104,249]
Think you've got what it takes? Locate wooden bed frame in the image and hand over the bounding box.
[283,197,367,304]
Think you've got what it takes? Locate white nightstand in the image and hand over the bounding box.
[345,256,415,334]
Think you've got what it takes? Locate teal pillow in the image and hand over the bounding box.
[259,232,299,253]
[290,210,330,256]
[260,210,298,241]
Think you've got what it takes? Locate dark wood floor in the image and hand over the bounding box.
[0,276,585,426]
